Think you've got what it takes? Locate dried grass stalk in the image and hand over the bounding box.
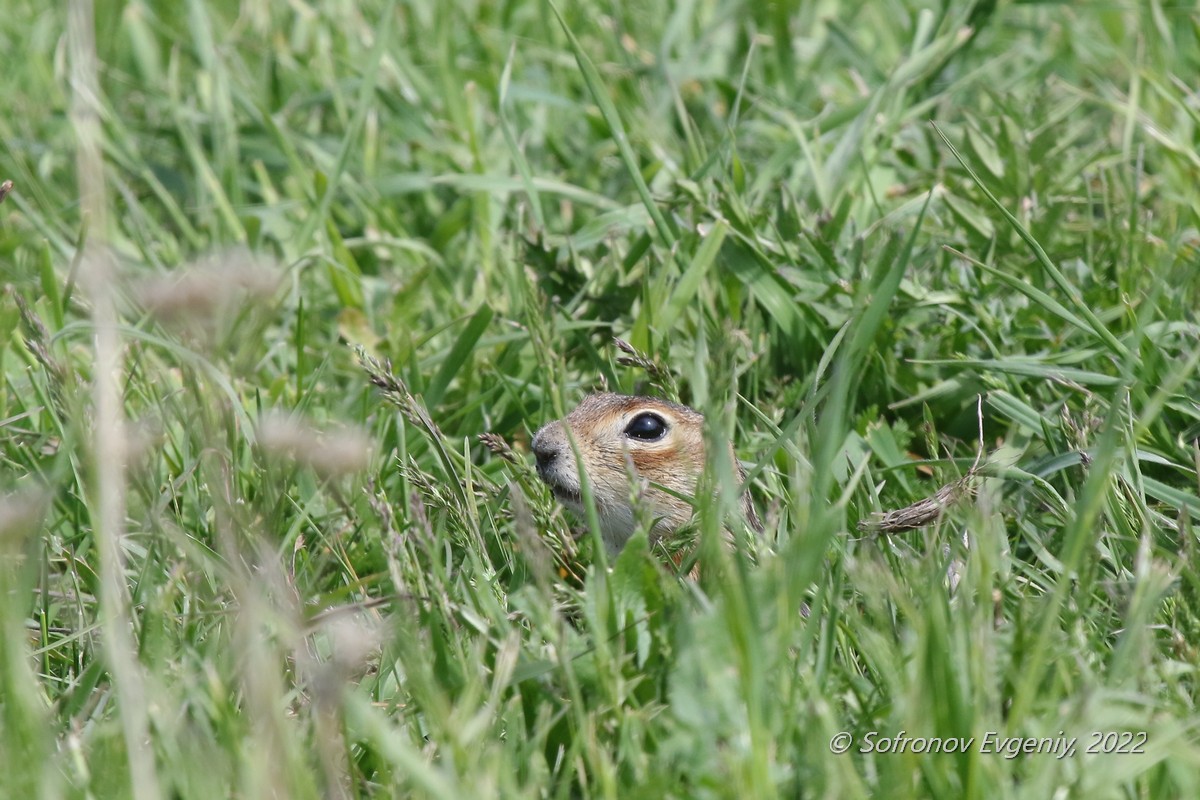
[857,472,977,533]
[858,395,987,534]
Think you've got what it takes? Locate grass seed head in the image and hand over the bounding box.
[257,413,372,479]
[138,248,281,325]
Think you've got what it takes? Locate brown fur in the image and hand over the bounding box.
[530,393,761,557]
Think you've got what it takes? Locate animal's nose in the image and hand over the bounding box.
[531,433,560,472]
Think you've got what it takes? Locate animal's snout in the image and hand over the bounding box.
[530,429,562,474]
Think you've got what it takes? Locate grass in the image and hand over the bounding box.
[2,0,1200,797]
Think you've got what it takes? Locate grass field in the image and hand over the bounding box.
[3,0,1200,797]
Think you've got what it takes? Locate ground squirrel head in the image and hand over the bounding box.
[530,393,760,556]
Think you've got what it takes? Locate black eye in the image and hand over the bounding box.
[623,412,668,441]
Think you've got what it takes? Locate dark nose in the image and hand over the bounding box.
[531,436,560,473]
[533,445,559,472]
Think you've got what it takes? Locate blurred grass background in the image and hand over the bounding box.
[2,0,1200,797]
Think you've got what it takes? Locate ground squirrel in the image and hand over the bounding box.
[530,393,761,557]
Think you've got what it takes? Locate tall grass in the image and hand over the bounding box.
[2,1,1199,797]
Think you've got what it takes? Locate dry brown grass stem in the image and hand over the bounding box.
[857,395,987,534]
[69,2,161,797]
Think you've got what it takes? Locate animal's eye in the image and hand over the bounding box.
[623,412,668,441]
